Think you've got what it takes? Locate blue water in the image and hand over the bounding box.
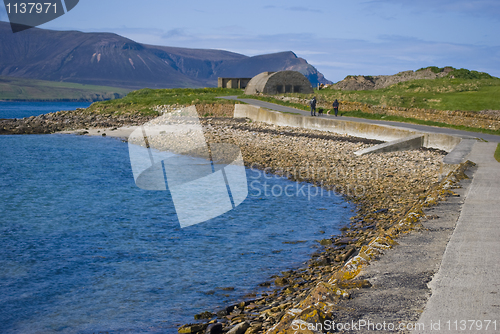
[0,104,354,333]
[0,102,92,119]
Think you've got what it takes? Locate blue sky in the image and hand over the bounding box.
[1,0,499,82]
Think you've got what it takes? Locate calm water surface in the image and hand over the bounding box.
[0,103,354,333]
[0,102,92,119]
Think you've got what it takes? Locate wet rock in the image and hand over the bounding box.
[318,238,332,246]
[334,237,358,245]
[178,323,208,333]
[194,311,214,320]
[274,277,289,286]
[341,248,356,262]
[244,324,262,334]
[216,309,227,317]
[205,323,223,334]
[227,321,250,334]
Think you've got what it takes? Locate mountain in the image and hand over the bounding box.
[0,22,331,89]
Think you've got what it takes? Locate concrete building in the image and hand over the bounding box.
[218,77,251,89]
[244,71,314,95]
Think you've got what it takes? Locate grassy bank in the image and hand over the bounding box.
[321,77,500,111]
[0,76,130,101]
[238,71,500,113]
[322,68,500,111]
[339,110,500,136]
[238,95,500,136]
[87,87,242,115]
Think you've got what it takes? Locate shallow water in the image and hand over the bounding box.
[0,104,354,333]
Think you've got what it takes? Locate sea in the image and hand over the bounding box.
[0,102,354,333]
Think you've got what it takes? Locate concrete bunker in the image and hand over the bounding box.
[218,77,251,89]
[244,71,314,95]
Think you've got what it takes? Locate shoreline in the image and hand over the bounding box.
[2,107,469,333]
[118,113,455,334]
[58,125,139,139]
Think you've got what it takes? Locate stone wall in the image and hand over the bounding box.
[234,104,462,152]
[154,103,235,117]
[218,77,251,89]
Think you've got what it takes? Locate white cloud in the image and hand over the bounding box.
[163,28,189,39]
[287,6,322,13]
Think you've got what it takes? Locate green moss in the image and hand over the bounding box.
[495,143,500,163]
[321,76,500,112]
[340,110,500,136]
[87,87,242,115]
[449,68,493,80]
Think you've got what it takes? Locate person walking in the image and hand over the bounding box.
[332,99,339,117]
[310,97,317,116]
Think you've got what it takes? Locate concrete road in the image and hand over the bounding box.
[416,142,500,333]
[220,96,500,143]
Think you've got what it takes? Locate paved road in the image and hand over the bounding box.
[220,96,500,143]
[417,142,500,333]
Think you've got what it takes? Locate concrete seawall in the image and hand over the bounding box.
[234,104,462,152]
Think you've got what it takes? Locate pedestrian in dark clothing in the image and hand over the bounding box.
[332,99,339,117]
[310,97,317,116]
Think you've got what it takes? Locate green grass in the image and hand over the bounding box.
[0,76,130,101]
[241,76,500,113]
[338,110,500,136]
[495,144,500,163]
[280,111,302,115]
[321,77,500,112]
[238,94,310,111]
[88,87,243,115]
[235,94,500,136]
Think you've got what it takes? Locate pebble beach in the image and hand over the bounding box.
[130,112,456,334]
[2,106,470,334]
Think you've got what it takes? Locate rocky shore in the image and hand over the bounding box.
[0,108,155,135]
[4,106,471,334]
[130,112,465,334]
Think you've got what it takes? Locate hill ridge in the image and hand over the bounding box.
[332,67,494,91]
[0,21,331,89]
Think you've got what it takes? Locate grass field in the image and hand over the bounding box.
[236,93,500,136]
[80,67,500,137]
[338,110,500,136]
[87,87,243,115]
[320,77,500,112]
[0,76,130,101]
[236,69,500,113]
[495,144,500,163]
[319,67,500,111]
